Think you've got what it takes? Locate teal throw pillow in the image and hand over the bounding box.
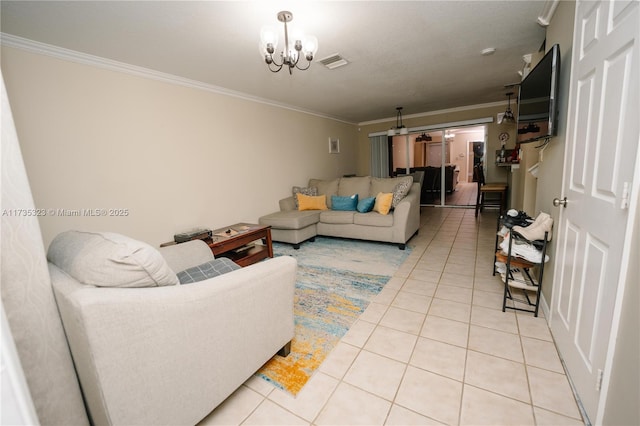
[357,196,376,213]
[331,194,358,211]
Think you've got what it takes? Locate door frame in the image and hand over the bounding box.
[547,0,639,423]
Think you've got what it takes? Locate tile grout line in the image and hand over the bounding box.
[381,212,446,424]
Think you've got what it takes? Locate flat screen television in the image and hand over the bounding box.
[517,44,561,143]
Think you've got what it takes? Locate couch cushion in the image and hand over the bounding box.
[259,210,320,230]
[47,230,179,287]
[320,210,355,224]
[308,178,339,209]
[373,192,393,215]
[292,186,317,209]
[331,194,358,211]
[370,176,412,196]
[177,258,241,284]
[338,176,371,200]
[357,196,376,213]
[354,212,394,227]
[296,193,328,211]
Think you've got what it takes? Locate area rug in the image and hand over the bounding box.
[255,237,411,395]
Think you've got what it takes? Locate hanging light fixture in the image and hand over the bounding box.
[387,107,409,136]
[259,11,318,75]
[501,92,516,124]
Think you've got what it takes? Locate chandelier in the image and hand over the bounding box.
[501,91,516,124]
[259,11,318,74]
[387,107,409,136]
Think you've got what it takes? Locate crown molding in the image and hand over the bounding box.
[537,0,560,27]
[0,33,355,125]
[358,101,506,127]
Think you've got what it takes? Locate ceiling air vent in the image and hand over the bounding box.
[319,54,348,70]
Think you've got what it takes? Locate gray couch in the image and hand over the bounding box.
[259,176,421,249]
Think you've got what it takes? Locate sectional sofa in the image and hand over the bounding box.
[259,175,421,249]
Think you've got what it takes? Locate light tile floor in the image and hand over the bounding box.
[200,207,585,425]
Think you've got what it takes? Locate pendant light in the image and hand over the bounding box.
[387,107,409,136]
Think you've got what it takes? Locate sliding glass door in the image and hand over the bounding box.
[441,126,486,207]
[388,125,487,207]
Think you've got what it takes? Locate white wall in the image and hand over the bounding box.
[533,1,575,303]
[1,46,358,247]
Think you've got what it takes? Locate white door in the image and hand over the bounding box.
[550,0,639,424]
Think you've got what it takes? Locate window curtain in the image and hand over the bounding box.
[369,135,389,178]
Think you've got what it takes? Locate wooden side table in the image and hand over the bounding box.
[207,223,273,267]
[162,223,273,267]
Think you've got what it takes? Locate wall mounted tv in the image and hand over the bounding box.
[517,43,561,144]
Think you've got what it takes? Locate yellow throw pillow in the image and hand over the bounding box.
[373,192,393,215]
[297,193,328,211]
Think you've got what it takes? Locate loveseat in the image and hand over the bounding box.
[46,232,296,425]
[2,74,294,425]
[259,175,421,250]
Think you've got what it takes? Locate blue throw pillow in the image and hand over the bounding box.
[331,194,358,211]
[357,196,376,213]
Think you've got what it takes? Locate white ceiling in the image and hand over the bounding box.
[0,1,548,124]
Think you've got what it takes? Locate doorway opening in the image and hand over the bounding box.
[389,125,486,207]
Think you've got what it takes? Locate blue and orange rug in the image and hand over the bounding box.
[256,237,410,395]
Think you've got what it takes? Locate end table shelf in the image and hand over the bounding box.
[213,241,271,267]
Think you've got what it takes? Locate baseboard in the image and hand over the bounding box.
[540,292,551,320]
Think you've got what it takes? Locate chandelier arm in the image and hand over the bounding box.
[268,52,285,67]
[289,52,299,69]
[295,59,312,71]
[267,62,284,73]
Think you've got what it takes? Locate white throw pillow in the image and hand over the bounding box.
[47,230,179,287]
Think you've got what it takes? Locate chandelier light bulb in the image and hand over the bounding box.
[289,27,305,43]
[303,35,318,58]
[260,26,278,49]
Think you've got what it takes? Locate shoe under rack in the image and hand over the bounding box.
[493,215,549,317]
